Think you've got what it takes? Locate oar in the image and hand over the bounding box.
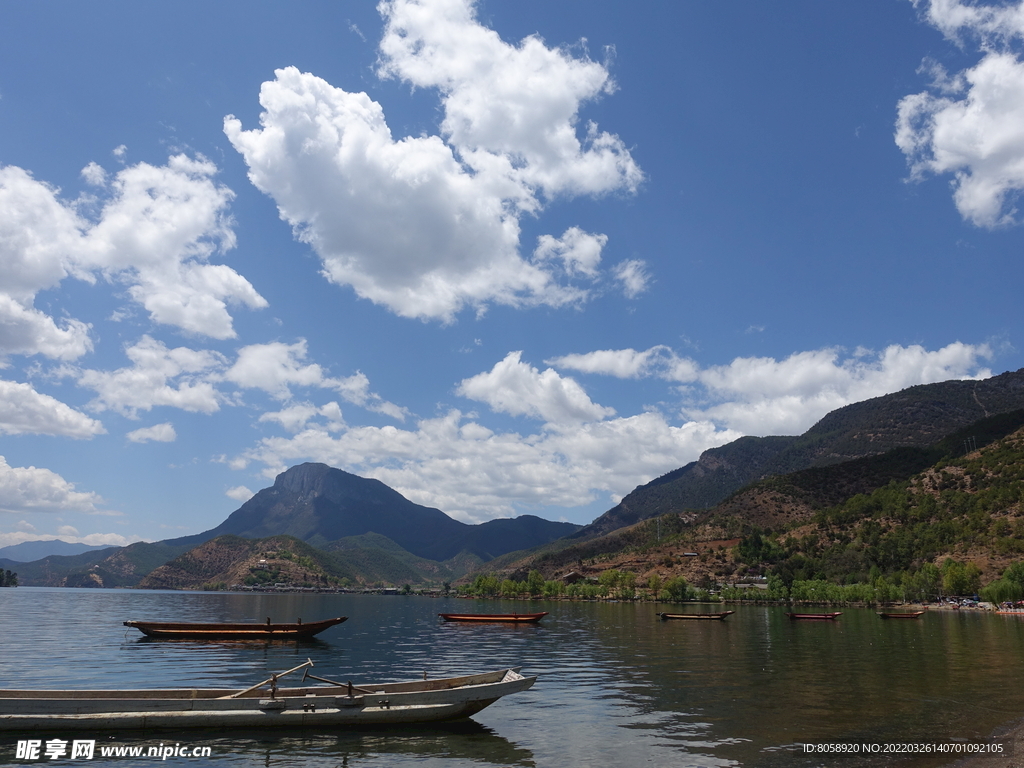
[300,670,376,694]
[223,659,314,699]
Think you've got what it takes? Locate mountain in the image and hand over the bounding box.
[0,540,110,562]
[137,535,355,590]
[571,368,1024,541]
[489,408,1024,590]
[200,463,579,562]
[139,532,485,590]
[10,463,579,587]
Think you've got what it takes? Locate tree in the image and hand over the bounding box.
[660,576,690,603]
[941,559,981,596]
[526,570,545,596]
[647,574,662,595]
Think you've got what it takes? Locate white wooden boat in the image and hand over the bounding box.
[0,660,535,731]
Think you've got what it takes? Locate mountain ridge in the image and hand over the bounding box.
[569,368,1024,542]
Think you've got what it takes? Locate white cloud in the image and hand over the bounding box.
[56,525,79,536]
[80,162,107,187]
[233,409,736,521]
[223,340,406,418]
[0,379,105,438]
[546,345,678,379]
[259,402,346,433]
[77,336,225,418]
[550,341,993,435]
[378,0,642,199]
[225,0,641,322]
[0,166,94,361]
[0,155,266,360]
[918,0,1024,44]
[223,341,330,400]
[898,1,1024,227]
[456,351,616,424]
[225,486,255,503]
[81,154,267,337]
[230,340,992,521]
[126,422,177,443]
[533,227,607,277]
[0,457,107,515]
[612,259,650,298]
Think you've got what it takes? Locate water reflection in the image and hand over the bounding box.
[4,590,1024,767]
[77,722,535,768]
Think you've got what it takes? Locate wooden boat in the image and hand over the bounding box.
[785,612,842,620]
[0,660,536,731]
[438,612,548,623]
[657,611,734,621]
[123,617,346,639]
[877,611,926,619]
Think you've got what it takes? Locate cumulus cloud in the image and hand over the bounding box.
[228,340,993,521]
[550,341,992,435]
[533,227,607,278]
[225,0,641,322]
[377,0,641,199]
[225,486,255,503]
[70,335,403,426]
[456,351,616,424]
[224,340,406,418]
[77,336,226,418]
[0,456,107,515]
[0,167,94,361]
[259,402,346,433]
[223,341,331,400]
[233,409,736,521]
[546,345,678,379]
[898,0,1024,227]
[126,422,177,443]
[0,155,266,361]
[0,379,105,438]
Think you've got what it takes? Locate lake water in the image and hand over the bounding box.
[2,589,1024,767]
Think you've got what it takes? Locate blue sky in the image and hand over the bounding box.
[1,0,1021,549]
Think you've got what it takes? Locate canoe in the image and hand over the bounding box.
[0,660,536,731]
[438,612,548,623]
[877,611,926,619]
[657,611,734,621]
[785,612,842,620]
[123,617,346,639]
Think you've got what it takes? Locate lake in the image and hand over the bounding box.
[2,588,1023,767]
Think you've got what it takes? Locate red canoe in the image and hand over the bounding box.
[657,611,734,621]
[438,612,548,623]
[785,612,842,620]
[123,617,347,639]
[877,611,926,619]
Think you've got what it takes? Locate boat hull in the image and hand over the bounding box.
[785,612,842,620]
[657,611,734,621]
[438,613,547,623]
[0,669,534,731]
[123,617,346,639]
[877,611,925,619]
